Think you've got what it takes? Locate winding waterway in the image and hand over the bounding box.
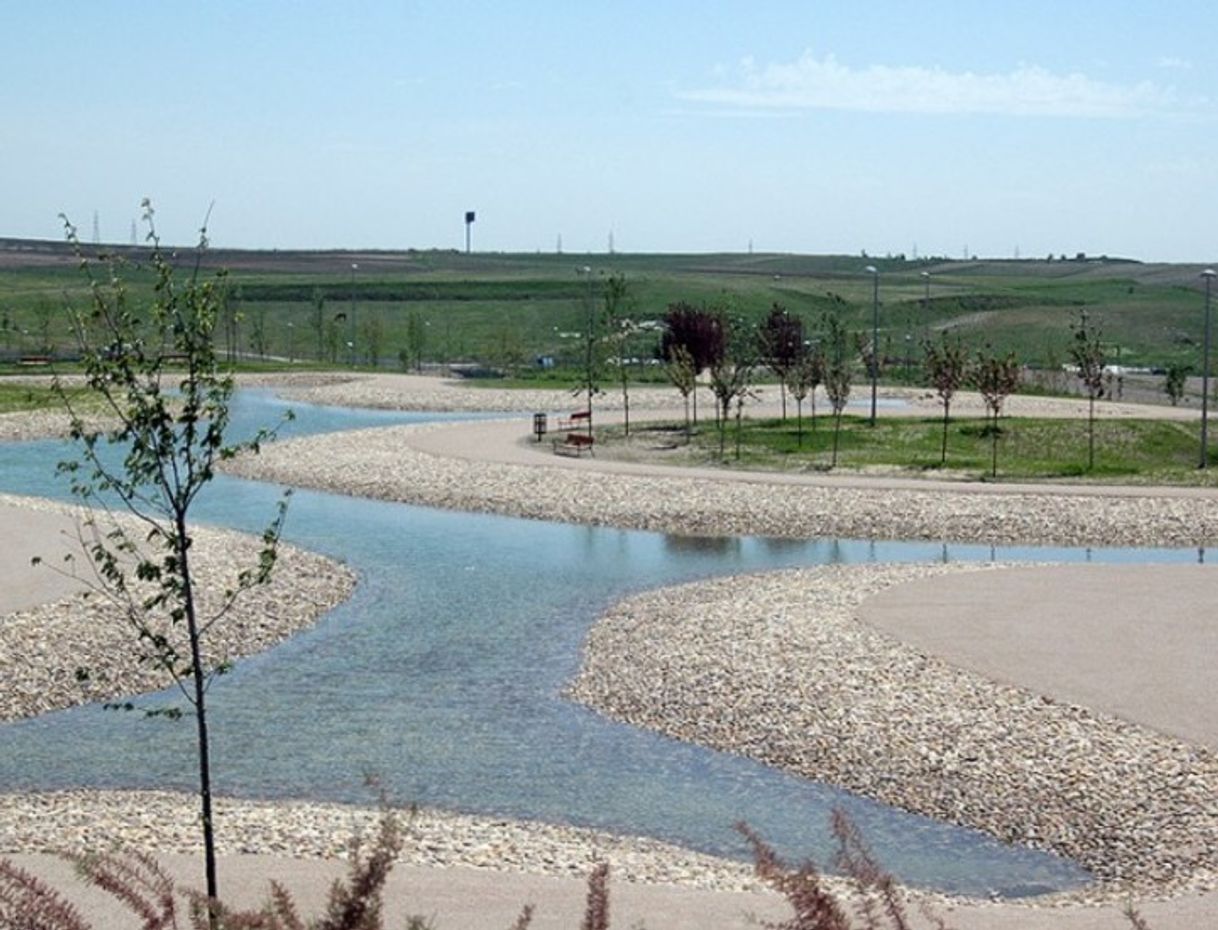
[0,390,1203,896]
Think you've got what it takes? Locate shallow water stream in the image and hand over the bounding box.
[0,389,1202,895]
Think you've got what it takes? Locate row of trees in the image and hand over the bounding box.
[645,299,1032,472]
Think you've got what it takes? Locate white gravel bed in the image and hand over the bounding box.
[0,409,82,442]
[251,371,724,414]
[0,790,764,893]
[0,494,355,722]
[225,421,1218,548]
[566,563,1218,897]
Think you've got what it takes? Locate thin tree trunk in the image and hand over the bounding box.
[780,382,787,420]
[621,377,630,437]
[832,412,842,467]
[796,398,804,448]
[1088,394,1095,469]
[941,402,950,465]
[991,411,999,478]
[178,520,218,925]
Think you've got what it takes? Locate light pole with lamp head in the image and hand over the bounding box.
[580,266,595,435]
[921,270,931,309]
[1201,269,1215,468]
[865,265,879,426]
[349,263,358,367]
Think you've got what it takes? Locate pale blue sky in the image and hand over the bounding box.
[3,1,1216,260]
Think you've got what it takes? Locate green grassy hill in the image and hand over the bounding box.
[1,236,1212,375]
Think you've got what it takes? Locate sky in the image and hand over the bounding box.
[3,1,1217,262]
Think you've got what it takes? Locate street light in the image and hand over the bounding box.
[865,265,879,426]
[580,266,595,433]
[349,262,359,367]
[1201,269,1215,468]
[921,270,931,309]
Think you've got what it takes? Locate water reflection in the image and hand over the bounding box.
[0,391,1205,896]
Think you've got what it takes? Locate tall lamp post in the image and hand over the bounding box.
[865,265,879,426]
[1201,269,1216,468]
[349,262,358,367]
[581,265,595,434]
[921,270,931,309]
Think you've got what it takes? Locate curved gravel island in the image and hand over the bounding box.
[0,493,356,721]
[225,419,1218,548]
[8,376,1218,926]
[567,563,1218,897]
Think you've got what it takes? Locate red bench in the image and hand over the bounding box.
[553,432,595,456]
[557,410,591,431]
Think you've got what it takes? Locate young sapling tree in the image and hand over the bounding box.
[972,347,1022,478]
[758,303,804,420]
[49,203,291,920]
[789,338,823,447]
[1070,311,1107,470]
[923,333,968,466]
[823,314,852,468]
[602,272,635,436]
[1165,363,1190,407]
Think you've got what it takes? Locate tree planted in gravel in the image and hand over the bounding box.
[923,333,968,466]
[49,202,291,921]
[758,303,804,420]
[971,346,1022,478]
[1070,310,1107,470]
[823,313,852,468]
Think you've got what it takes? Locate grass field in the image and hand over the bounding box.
[603,414,1218,486]
[0,237,1213,379]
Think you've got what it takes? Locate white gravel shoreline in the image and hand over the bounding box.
[0,493,356,722]
[225,419,1218,548]
[6,375,1218,913]
[567,563,1218,899]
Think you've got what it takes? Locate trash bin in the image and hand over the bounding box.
[533,412,547,442]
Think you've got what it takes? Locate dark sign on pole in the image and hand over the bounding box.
[465,211,476,224]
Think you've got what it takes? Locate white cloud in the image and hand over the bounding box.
[1156,56,1192,71]
[681,52,1190,118]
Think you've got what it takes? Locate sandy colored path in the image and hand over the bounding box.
[860,564,1218,750]
[9,851,1218,930]
[4,481,1218,924]
[0,501,88,612]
